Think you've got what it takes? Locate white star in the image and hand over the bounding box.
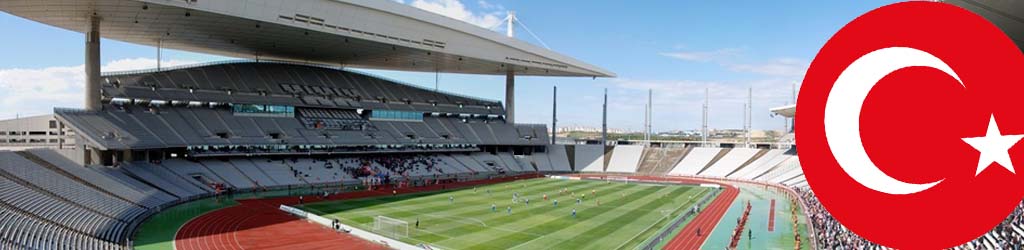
[961,114,1022,176]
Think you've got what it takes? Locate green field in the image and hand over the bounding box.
[302,178,714,250]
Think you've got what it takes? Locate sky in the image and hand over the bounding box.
[0,0,899,132]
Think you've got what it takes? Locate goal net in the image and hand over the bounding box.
[373,215,409,239]
[606,176,630,184]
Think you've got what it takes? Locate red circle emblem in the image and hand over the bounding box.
[797,2,1024,249]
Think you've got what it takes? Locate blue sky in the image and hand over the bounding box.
[0,0,898,132]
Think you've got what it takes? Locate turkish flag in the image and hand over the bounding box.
[797,2,1024,249]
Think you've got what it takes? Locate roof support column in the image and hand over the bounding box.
[506,71,515,124]
[85,15,101,111]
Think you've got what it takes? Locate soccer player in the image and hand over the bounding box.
[592,189,596,196]
[553,199,558,207]
[582,194,586,200]
[449,196,454,204]
[572,208,577,218]
[543,194,548,201]
[507,206,512,215]
[525,198,530,206]
[492,203,497,212]
[576,198,581,205]
[416,218,420,228]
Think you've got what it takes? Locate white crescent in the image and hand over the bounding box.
[824,47,963,195]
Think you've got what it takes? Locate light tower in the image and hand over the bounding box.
[745,87,752,147]
[702,88,709,146]
[645,89,653,145]
[602,88,608,146]
[552,85,557,144]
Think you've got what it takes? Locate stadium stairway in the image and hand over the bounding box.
[699,148,762,177]
[669,147,721,175]
[440,155,477,174]
[695,148,732,176]
[723,149,770,177]
[199,160,259,190]
[649,147,691,175]
[634,147,658,174]
[231,159,282,187]
[160,160,223,192]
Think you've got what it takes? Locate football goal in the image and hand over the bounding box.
[373,215,409,239]
[606,176,630,184]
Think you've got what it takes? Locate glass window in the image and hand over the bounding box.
[232,104,294,117]
[369,110,423,121]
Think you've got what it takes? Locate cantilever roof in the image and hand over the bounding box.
[770,104,795,118]
[0,0,615,77]
[945,0,1024,51]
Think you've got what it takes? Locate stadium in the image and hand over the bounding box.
[0,0,1020,250]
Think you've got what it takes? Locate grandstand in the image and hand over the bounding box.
[0,0,1021,249]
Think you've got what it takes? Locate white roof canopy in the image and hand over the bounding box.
[945,0,1024,51]
[771,104,796,118]
[0,0,615,77]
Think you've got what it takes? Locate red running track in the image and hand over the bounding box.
[768,199,776,232]
[628,176,741,250]
[175,174,541,250]
[571,175,742,250]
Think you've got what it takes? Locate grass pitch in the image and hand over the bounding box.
[303,178,713,250]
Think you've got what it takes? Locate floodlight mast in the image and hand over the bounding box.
[602,88,608,146]
[552,85,557,144]
[745,87,752,148]
[702,88,709,147]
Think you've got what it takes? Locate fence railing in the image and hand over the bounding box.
[640,187,720,250]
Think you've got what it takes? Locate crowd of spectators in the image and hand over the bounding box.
[360,154,445,177]
[188,144,478,156]
[795,187,882,249]
[282,154,448,181]
[794,187,1024,250]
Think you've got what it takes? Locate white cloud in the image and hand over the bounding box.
[410,0,504,28]
[727,58,808,77]
[661,48,809,77]
[660,48,741,62]
[102,58,198,72]
[477,0,504,11]
[0,58,197,120]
